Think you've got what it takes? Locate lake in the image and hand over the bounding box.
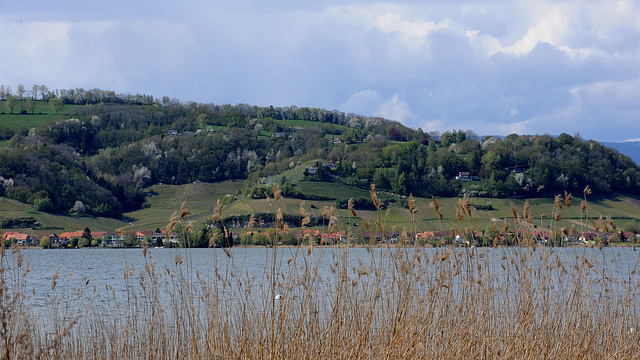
[9,245,640,306]
[3,245,640,358]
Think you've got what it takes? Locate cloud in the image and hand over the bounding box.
[375,94,415,123]
[1,1,640,141]
[339,89,384,115]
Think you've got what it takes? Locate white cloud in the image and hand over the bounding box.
[375,94,415,123]
[2,0,640,141]
[339,89,384,115]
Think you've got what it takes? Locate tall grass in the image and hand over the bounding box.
[1,188,639,359]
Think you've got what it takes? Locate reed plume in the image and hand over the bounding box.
[369,184,381,211]
[564,191,572,208]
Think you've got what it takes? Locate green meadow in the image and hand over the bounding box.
[0,100,78,129]
[2,178,638,242]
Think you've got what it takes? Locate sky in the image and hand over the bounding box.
[1,0,640,142]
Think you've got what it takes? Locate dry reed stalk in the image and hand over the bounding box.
[369,184,381,211]
[564,191,572,208]
[15,244,640,358]
[429,196,443,221]
[554,194,563,211]
[5,192,640,359]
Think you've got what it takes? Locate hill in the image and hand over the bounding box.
[0,87,639,230]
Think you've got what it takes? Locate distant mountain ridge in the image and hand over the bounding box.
[601,141,640,166]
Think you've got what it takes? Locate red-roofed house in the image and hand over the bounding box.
[3,232,37,246]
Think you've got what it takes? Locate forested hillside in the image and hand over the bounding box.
[1,86,639,218]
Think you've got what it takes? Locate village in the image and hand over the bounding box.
[3,227,637,248]
[2,229,178,248]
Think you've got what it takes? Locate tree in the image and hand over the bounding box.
[217,222,233,248]
[34,197,54,212]
[78,237,90,248]
[49,97,63,114]
[71,200,86,214]
[124,232,137,247]
[82,227,93,243]
[197,113,207,129]
[40,236,50,248]
[39,84,49,100]
[5,94,16,114]
[26,97,36,114]
[481,151,503,180]
[16,84,25,99]
[31,84,39,99]
[154,228,163,246]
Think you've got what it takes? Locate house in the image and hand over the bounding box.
[455,172,473,181]
[363,231,397,243]
[415,231,446,242]
[306,166,318,175]
[531,231,552,243]
[322,162,337,170]
[580,232,598,242]
[167,130,178,136]
[135,230,155,243]
[151,231,177,246]
[504,165,527,173]
[332,138,342,144]
[47,234,59,245]
[58,230,84,242]
[3,231,23,242]
[92,231,108,242]
[102,233,120,247]
[302,229,321,238]
[3,232,37,246]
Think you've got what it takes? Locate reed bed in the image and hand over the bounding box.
[1,188,640,359]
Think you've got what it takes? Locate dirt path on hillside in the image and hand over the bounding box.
[568,219,593,230]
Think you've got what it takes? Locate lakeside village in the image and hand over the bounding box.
[3,226,638,249]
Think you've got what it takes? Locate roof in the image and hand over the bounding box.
[3,232,30,241]
[58,231,84,239]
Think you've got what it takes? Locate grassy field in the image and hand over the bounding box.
[0,198,129,238]
[122,180,245,230]
[275,119,350,132]
[297,181,372,200]
[1,179,639,238]
[266,160,329,183]
[0,100,78,129]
